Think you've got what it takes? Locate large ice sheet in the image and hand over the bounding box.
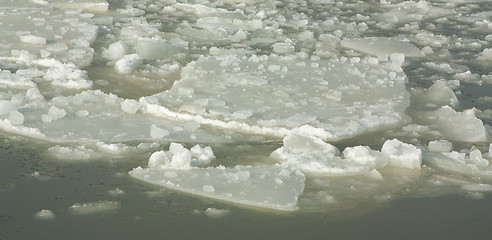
[142,54,410,141]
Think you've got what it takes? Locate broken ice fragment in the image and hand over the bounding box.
[419,106,489,143]
[381,139,422,170]
[129,165,305,211]
[114,54,143,74]
[427,140,453,152]
[69,201,120,215]
[19,35,46,45]
[204,208,230,218]
[34,209,55,220]
[341,37,424,59]
[271,134,386,176]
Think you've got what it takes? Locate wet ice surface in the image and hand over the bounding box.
[1,0,492,227]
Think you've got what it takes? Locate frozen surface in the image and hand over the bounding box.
[1,0,492,213]
[144,54,410,141]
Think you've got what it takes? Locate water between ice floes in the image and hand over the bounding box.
[1,0,492,222]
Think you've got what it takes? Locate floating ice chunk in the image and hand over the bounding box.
[42,106,66,123]
[423,62,469,74]
[69,201,120,215]
[121,99,141,114]
[136,38,184,61]
[284,114,317,128]
[204,208,230,218]
[129,164,305,211]
[50,0,109,12]
[47,145,100,160]
[34,210,55,220]
[0,101,16,116]
[365,169,384,180]
[424,149,492,177]
[421,80,458,107]
[270,134,385,176]
[477,48,492,62]
[469,148,489,167]
[463,184,492,192]
[428,140,453,152]
[150,125,170,139]
[381,139,422,169]
[272,42,295,55]
[44,63,92,89]
[419,106,489,142]
[19,35,46,45]
[341,37,424,59]
[114,54,143,74]
[8,111,24,125]
[106,41,129,60]
[108,188,125,196]
[376,1,454,24]
[202,185,215,192]
[147,143,215,170]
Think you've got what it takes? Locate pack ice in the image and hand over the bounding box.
[1,0,492,212]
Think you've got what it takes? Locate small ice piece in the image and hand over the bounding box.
[108,188,125,196]
[34,210,55,220]
[106,41,129,60]
[51,0,109,12]
[41,106,66,123]
[8,111,24,125]
[204,208,230,218]
[136,38,183,60]
[184,121,200,132]
[477,48,492,62]
[69,201,121,215]
[469,148,489,167]
[19,35,46,45]
[0,101,16,116]
[381,139,422,169]
[422,80,458,107]
[463,184,492,192]
[47,145,99,160]
[147,143,214,169]
[365,169,384,180]
[340,37,424,59]
[114,54,143,74]
[428,140,453,152]
[203,185,215,192]
[283,114,317,128]
[272,42,295,55]
[489,143,492,158]
[150,125,170,139]
[121,99,141,114]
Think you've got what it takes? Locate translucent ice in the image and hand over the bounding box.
[143,53,410,141]
[130,156,305,211]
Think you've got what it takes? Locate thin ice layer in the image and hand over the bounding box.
[130,165,305,211]
[143,54,410,141]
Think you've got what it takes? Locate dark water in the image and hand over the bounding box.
[1,137,492,240]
